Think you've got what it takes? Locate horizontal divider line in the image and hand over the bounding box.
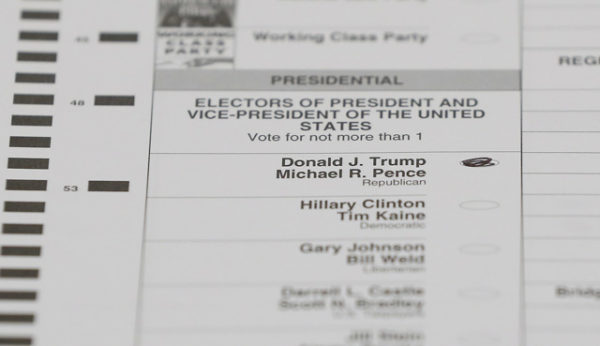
[525,24,600,29]
[524,89,600,92]
[523,112,600,115]
[148,194,427,199]
[523,110,600,113]
[146,237,426,243]
[525,214,600,218]
[144,280,424,289]
[523,172,600,175]
[524,47,600,50]
[524,193,600,196]
[523,153,600,156]
[525,4,600,8]
[159,89,525,93]
[525,303,600,310]
[525,237,600,240]
[523,131,600,133]
[140,325,427,334]
[526,327,600,334]
[526,280,600,285]
[150,151,519,155]
[526,258,600,262]
[524,151,600,154]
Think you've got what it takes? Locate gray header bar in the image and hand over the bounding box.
[155,69,520,91]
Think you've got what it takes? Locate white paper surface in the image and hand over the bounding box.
[0,0,597,345]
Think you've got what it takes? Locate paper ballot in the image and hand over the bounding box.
[0,0,598,345]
